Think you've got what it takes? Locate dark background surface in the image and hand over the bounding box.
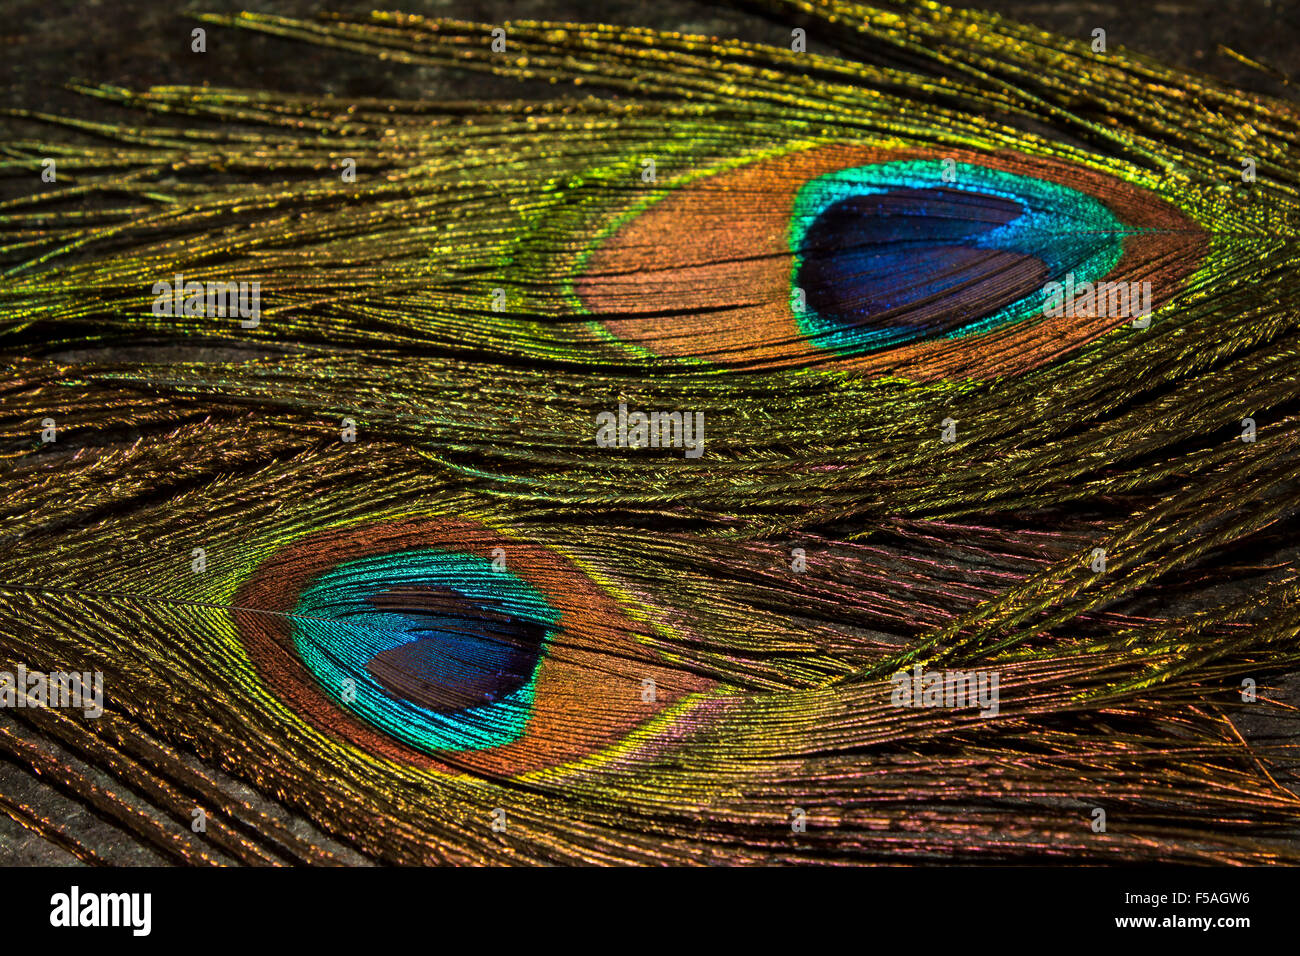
[1,0,1296,864]
[2,0,1298,133]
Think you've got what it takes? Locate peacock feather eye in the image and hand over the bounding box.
[576,145,1206,379]
[789,160,1123,354]
[290,549,559,752]
[234,517,713,778]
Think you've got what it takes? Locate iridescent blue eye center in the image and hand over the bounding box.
[798,187,1045,337]
[291,549,560,753]
[790,160,1129,355]
[364,586,549,713]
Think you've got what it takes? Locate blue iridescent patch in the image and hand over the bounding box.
[790,160,1127,354]
[291,549,560,753]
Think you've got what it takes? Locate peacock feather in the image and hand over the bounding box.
[1,0,1299,865]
